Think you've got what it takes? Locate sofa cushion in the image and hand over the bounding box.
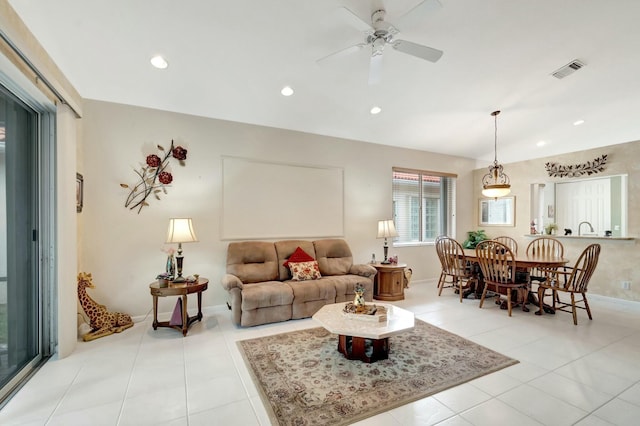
[241,281,294,310]
[313,239,353,276]
[289,261,322,281]
[288,277,337,319]
[226,241,278,283]
[282,246,314,268]
[275,240,316,281]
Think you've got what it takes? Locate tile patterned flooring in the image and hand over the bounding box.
[1,279,639,425]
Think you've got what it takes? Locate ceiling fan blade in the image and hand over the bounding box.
[335,6,373,33]
[368,53,383,85]
[316,43,366,65]
[392,40,443,62]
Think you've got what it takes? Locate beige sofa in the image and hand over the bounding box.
[221,239,377,327]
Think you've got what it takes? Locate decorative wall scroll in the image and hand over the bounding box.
[545,154,607,178]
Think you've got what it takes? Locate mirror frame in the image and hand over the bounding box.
[479,196,515,227]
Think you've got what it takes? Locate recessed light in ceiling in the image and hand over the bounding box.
[573,119,585,126]
[536,141,547,147]
[370,106,382,115]
[150,55,168,69]
[281,86,294,96]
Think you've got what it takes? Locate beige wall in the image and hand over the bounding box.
[79,100,476,319]
[472,141,640,301]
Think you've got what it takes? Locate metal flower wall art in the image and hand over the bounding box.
[120,140,188,213]
[545,154,607,178]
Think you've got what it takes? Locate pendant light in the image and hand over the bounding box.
[481,110,511,199]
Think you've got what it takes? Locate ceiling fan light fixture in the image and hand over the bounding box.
[481,110,511,199]
[150,55,168,69]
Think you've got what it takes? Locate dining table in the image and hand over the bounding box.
[461,249,569,309]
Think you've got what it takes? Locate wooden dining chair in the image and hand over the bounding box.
[494,236,518,254]
[435,236,476,302]
[536,243,601,325]
[475,240,529,316]
[526,236,565,288]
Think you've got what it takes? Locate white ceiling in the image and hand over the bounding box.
[8,0,640,164]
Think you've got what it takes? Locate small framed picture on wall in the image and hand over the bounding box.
[76,173,84,213]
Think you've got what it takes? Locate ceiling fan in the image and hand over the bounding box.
[318,0,444,85]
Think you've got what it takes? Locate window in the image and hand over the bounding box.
[392,168,456,244]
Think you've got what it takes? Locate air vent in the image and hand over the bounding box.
[552,60,586,79]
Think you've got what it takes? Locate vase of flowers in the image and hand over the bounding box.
[163,247,176,279]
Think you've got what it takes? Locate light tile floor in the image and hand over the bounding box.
[1,280,639,425]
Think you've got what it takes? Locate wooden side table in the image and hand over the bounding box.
[149,278,208,336]
[372,263,407,301]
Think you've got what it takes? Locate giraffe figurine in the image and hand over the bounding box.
[77,272,133,341]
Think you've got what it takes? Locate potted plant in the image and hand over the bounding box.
[462,229,489,249]
[544,223,558,235]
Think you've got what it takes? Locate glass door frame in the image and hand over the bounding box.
[0,73,56,405]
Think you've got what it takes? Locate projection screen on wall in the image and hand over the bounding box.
[221,156,344,239]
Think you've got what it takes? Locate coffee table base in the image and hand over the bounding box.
[337,335,389,363]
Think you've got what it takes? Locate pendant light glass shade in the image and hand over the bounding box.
[482,110,511,199]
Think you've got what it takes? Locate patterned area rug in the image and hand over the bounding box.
[237,319,518,425]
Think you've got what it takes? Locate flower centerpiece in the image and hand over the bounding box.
[162,246,176,279]
[120,140,188,213]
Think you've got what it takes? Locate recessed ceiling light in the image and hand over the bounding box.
[281,86,294,96]
[536,141,547,147]
[573,119,585,126]
[370,106,382,115]
[150,55,168,69]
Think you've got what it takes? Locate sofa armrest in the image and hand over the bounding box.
[349,264,377,278]
[221,274,244,291]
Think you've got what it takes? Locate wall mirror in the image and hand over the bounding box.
[531,174,628,237]
[479,196,515,226]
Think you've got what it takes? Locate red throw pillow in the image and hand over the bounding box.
[283,246,314,268]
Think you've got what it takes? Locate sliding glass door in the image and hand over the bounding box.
[0,84,45,403]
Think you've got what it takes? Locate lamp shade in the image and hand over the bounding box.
[377,219,398,239]
[482,185,511,198]
[166,218,198,244]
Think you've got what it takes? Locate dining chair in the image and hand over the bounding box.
[475,240,529,316]
[493,236,518,254]
[435,236,476,302]
[536,243,601,325]
[525,236,565,288]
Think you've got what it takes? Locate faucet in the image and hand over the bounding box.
[578,221,594,236]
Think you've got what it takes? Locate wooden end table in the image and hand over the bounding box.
[149,277,208,336]
[372,263,407,301]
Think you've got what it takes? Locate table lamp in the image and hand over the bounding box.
[166,218,198,282]
[377,219,398,264]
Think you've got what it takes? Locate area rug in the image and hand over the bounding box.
[237,319,518,426]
